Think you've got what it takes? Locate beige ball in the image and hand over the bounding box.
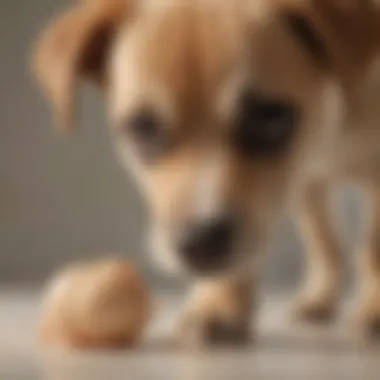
[39,259,151,350]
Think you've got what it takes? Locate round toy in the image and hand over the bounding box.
[39,258,151,350]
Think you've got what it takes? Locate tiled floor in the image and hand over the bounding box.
[1,289,380,380]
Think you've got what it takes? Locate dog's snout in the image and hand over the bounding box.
[179,217,235,272]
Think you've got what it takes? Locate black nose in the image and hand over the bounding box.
[179,218,235,272]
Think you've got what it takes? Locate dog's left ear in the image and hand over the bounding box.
[32,0,133,133]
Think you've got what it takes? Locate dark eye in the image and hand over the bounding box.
[128,109,161,142]
[123,109,170,161]
[233,92,298,158]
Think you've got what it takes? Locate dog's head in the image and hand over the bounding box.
[32,0,378,277]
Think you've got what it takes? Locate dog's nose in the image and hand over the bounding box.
[179,217,235,272]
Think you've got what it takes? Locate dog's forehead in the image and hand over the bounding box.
[112,3,249,97]
[109,0,316,120]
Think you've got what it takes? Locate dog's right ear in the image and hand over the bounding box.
[283,11,330,69]
[282,0,379,78]
[32,0,133,134]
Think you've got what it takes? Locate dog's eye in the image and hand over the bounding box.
[128,110,161,142]
[233,92,298,158]
[123,109,170,161]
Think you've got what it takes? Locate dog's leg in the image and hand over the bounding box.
[353,185,380,337]
[293,180,342,323]
[178,277,254,348]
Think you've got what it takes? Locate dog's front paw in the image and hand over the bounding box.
[352,292,380,340]
[292,294,337,324]
[176,280,253,348]
[178,308,251,348]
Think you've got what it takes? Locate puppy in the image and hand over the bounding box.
[32,0,380,346]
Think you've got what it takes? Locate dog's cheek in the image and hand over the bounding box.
[146,223,183,275]
[112,135,150,191]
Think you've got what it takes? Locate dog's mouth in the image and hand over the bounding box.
[181,241,256,278]
[176,217,236,275]
[148,220,257,278]
[180,248,235,277]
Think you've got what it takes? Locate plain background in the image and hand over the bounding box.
[0,0,365,292]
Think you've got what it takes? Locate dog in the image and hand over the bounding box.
[32,0,380,347]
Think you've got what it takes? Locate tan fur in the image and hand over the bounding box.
[292,179,342,322]
[32,0,380,345]
[179,276,254,347]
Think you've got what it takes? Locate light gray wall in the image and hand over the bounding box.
[0,0,150,285]
[0,0,364,290]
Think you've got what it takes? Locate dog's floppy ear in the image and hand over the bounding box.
[32,0,131,133]
[282,11,329,69]
[282,0,379,77]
